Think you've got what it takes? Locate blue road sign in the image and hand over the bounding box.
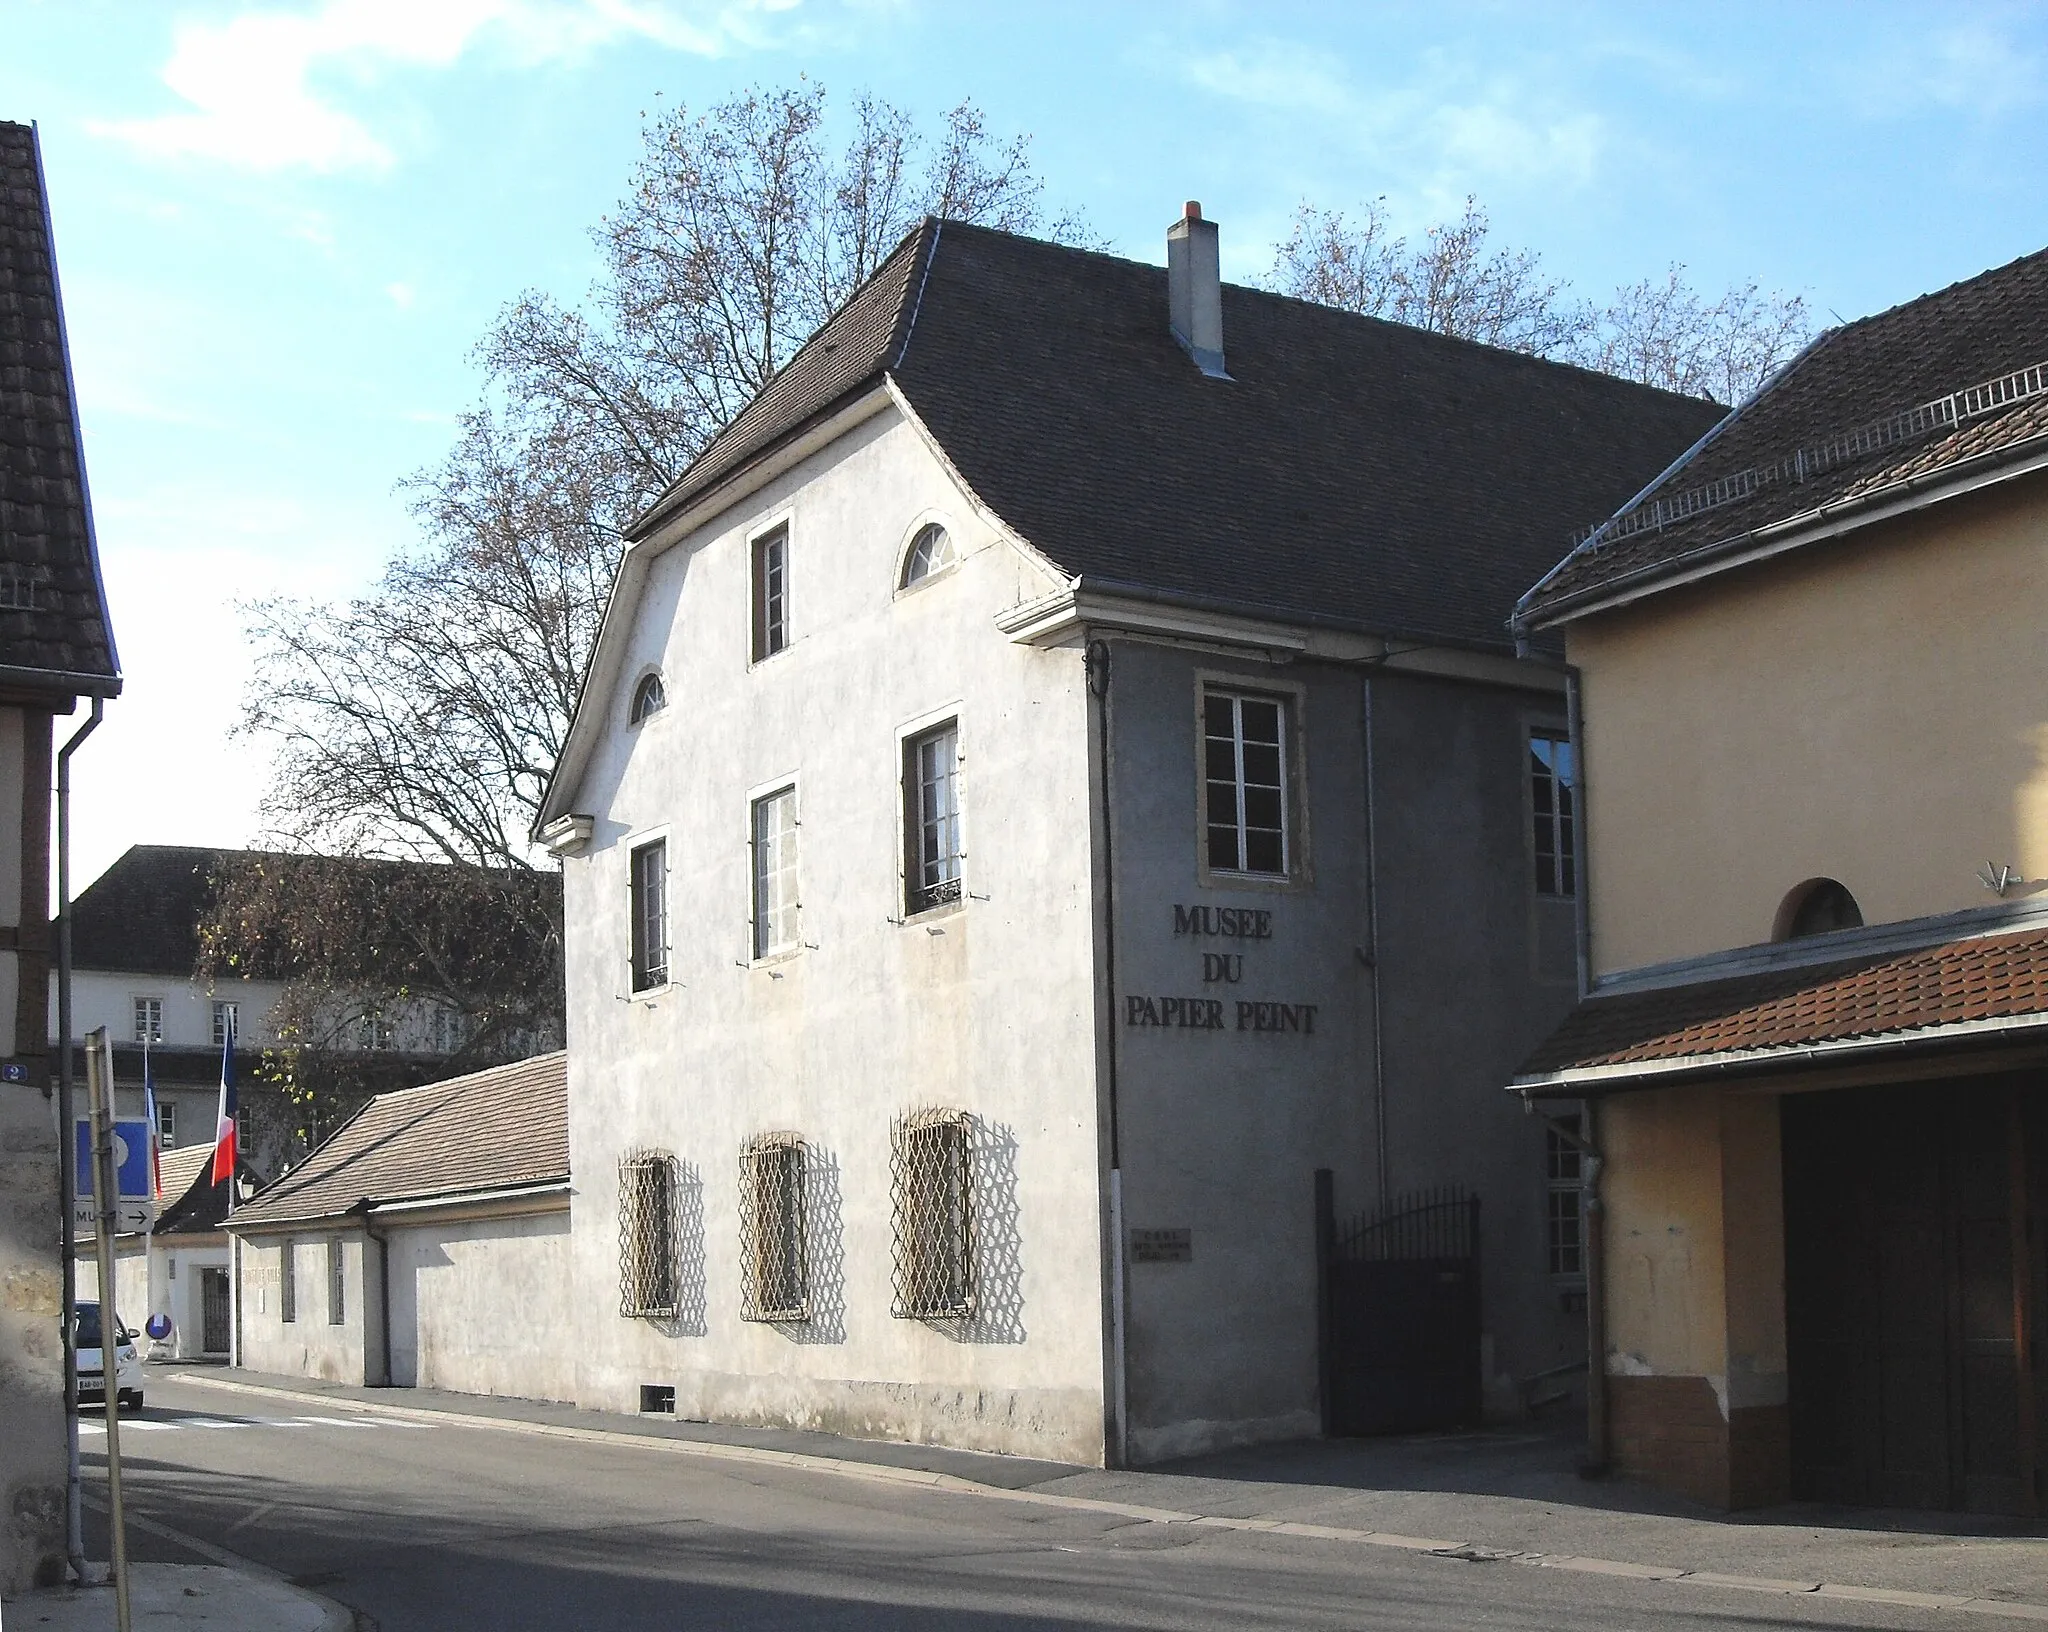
[74,1118,153,1201]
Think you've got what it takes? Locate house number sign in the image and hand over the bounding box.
[1121,904,1319,1035]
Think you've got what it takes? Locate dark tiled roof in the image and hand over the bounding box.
[229,1051,567,1227]
[0,121,118,693]
[152,1144,257,1236]
[1520,246,2048,625]
[632,220,1722,653]
[1515,925,2048,1083]
[71,845,239,974]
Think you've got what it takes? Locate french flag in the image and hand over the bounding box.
[142,1039,162,1201]
[210,1017,238,1191]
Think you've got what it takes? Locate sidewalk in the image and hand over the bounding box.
[3,1565,349,1631]
[170,1367,2048,1618]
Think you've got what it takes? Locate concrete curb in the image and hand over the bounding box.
[168,1372,2048,1622]
[77,1495,361,1631]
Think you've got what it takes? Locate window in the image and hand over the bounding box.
[1546,1117,1584,1281]
[905,722,963,914]
[890,1109,975,1318]
[327,1239,345,1325]
[156,1100,176,1148]
[432,1005,468,1054]
[629,671,666,725]
[1530,730,1576,897]
[751,526,789,661]
[1778,878,1863,940]
[1203,691,1289,875]
[618,1151,679,1318]
[133,997,162,1044]
[899,522,957,588]
[629,839,668,991]
[211,1000,239,1049]
[739,1135,809,1321]
[280,1239,298,1324]
[750,787,799,959]
[355,1009,393,1050]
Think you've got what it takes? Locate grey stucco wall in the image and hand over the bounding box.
[236,1233,372,1384]
[1103,643,1583,1460]
[386,1209,573,1400]
[1,1083,64,1594]
[560,408,1110,1462]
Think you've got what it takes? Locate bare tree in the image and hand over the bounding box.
[1271,195,1808,404]
[236,84,1075,1106]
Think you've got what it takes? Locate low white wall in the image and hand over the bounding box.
[387,1209,574,1402]
[85,1238,232,1360]
[236,1233,372,1384]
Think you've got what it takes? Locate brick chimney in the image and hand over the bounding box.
[1167,201,1228,379]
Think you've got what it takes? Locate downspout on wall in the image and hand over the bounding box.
[1085,639,1128,1469]
[1563,664,1608,1473]
[357,1205,393,1387]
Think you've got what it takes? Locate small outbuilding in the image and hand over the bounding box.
[226,1052,572,1401]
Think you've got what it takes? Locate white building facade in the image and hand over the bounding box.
[539,211,1724,1465]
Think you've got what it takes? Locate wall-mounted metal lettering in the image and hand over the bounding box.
[1130,1227,1193,1263]
[1125,994,1317,1034]
[1173,905,1272,940]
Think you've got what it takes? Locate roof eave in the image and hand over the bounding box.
[1519,432,2048,632]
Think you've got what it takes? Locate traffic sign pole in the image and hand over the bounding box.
[85,1028,131,1632]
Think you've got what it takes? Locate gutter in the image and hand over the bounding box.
[228,1178,571,1234]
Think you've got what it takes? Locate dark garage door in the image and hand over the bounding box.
[1783,1079,2042,1516]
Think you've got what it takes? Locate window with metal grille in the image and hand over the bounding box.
[211,1000,238,1049]
[133,997,162,1044]
[156,1099,176,1148]
[280,1238,298,1324]
[899,523,956,588]
[752,526,789,660]
[618,1151,680,1318]
[1203,691,1289,875]
[738,1135,808,1321]
[328,1239,345,1324]
[751,787,799,958]
[1546,1116,1584,1280]
[629,839,668,991]
[905,722,963,914]
[1530,730,1576,897]
[890,1109,976,1318]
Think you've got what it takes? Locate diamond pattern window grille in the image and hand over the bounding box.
[890,1108,976,1319]
[618,1150,680,1319]
[738,1134,809,1321]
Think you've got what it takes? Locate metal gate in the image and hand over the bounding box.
[201,1268,231,1355]
[1317,1173,1481,1436]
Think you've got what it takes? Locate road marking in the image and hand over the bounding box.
[81,1414,428,1434]
[166,1372,2048,1623]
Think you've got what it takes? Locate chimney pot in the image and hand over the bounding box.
[1166,202,1227,379]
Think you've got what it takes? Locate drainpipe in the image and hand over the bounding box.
[56,696,101,1584]
[1085,638,1129,1469]
[1361,675,1389,1203]
[1565,667,1592,1002]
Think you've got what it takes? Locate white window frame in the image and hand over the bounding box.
[628,668,667,726]
[750,520,791,663]
[898,709,966,919]
[1529,725,1577,899]
[211,1000,239,1049]
[748,780,801,962]
[1546,1114,1586,1283]
[627,828,672,993]
[156,1099,176,1148]
[133,996,162,1044]
[895,512,961,595]
[1195,673,1308,886]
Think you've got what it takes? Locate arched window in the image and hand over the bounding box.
[629,671,666,726]
[899,523,957,589]
[1774,878,1863,941]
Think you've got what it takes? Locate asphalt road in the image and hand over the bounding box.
[84,1374,1950,1632]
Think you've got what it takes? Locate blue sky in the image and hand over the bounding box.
[5,0,2045,885]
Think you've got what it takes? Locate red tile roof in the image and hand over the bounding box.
[1515,924,2048,1086]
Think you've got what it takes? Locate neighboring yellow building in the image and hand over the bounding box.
[1512,247,2048,1517]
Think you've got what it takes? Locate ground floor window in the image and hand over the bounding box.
[890,1109,976,1318]
[618,1151,680,1318]
[280,1238,298,1324]
[1546,1115,1584,1280]
[327,1238,345,1324]
[738,1135,809,1321]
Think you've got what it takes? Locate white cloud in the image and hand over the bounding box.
[92,0,798,174]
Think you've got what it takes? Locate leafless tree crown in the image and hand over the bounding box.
[1271,196,1810,404]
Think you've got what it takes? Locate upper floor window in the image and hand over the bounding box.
[133,997,162,1044]
[1530,730,1576,898]
[905,722,963,915]
[899,523,956,589]
[629,672,666,725]
[630,838,669,991]
[751,787,799,959]
[1204,690,1289,875]
[356,1009,394,1051]
[1776,877,1863,940]
[432,1005,468,1054]
[752,526,789,661]
[211,1000,239,1050]
[156,1099,176,1148]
